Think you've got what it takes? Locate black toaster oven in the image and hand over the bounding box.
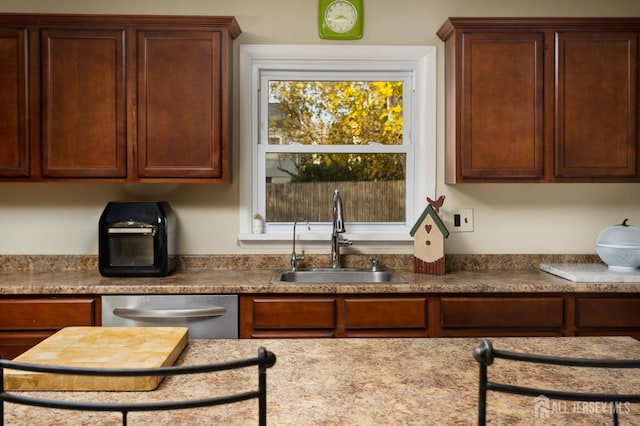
[98,201,176,277]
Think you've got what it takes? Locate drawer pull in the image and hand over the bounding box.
[113,306,226,320]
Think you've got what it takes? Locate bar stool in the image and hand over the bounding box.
[0,346,276,426]
[474,338,640,426]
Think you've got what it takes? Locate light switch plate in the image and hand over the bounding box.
[450,208,474,232]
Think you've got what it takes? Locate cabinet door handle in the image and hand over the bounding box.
[113,306,227,320]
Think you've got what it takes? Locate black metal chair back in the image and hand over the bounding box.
[0,346,276,426]
[474,339,640,426]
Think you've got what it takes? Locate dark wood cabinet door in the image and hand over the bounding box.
[240,296,337,338]
[458,31,545,180]
[343,297,429,337]
[0,331,53,360]
[0,296,100,359]
[555,31,638,178]
[440,297,565,330]
[137,29,227,180]
[0,28,29,177]
[40,28,126,178]
[576,297,640,328]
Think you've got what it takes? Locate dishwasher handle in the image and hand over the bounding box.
[113,306,227,320]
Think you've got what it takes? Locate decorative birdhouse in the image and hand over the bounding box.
[409,199,449,275]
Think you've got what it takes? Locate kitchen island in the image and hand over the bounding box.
[4,336,640,425]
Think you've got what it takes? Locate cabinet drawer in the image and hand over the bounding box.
[577,298,640,328]
[440,297,564,328]
[252,298,336,330]
[344,298,427,329]
[0,298,98,329]
[0,331,53,360]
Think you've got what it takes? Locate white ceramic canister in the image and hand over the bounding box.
[252,214,265,233]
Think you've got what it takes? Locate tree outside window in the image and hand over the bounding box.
[265,80,406,223]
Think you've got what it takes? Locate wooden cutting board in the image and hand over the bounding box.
[4,326,188,391]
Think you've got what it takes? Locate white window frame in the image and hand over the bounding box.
[238,45,436,249]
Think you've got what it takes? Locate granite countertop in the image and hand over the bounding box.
[5,336,640,425]
[1,267,640,295]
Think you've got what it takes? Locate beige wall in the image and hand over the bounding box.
[1,0,640,255]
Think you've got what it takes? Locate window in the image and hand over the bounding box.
[263,74,409,224]
[238,45,436,248]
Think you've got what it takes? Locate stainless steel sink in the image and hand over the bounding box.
[272,268,406,284]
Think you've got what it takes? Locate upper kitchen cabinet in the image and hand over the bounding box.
[40,28,127,178]
[0,14,240,183]
[437,18,640,183]
[555,31,637,179]
[136,29,228,180]
[0,27,28,177]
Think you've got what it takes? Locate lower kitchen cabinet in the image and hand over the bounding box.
[0,296,101,359]
[343,297,429,337]
[240,293,640,339]
[439,296,565,337]
[240,295,430,338]
[247,297,338,338]
[575,296,640,339]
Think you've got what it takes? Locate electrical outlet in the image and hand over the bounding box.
[450,209,474,232]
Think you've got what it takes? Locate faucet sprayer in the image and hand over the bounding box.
[291,218,310,271]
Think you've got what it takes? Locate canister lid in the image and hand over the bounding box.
[596,218,640,247]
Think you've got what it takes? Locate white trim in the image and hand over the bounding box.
[238,44,436,247]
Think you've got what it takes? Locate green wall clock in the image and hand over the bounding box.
[318,0,363,40]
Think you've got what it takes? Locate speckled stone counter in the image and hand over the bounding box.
[0,253,637,294]
[4,336,640,425]
[1,268,640,295]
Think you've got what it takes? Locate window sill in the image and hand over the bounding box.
[238,232,413,249]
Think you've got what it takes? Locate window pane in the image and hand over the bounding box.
[265,152,405,223]
[268,81,403,146]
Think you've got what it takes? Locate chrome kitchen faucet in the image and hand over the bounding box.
[331,189,352,269]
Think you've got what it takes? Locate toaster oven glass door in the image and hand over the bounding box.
[108,228,155,267]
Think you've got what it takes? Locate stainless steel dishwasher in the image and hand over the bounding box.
[101,295,238,339]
